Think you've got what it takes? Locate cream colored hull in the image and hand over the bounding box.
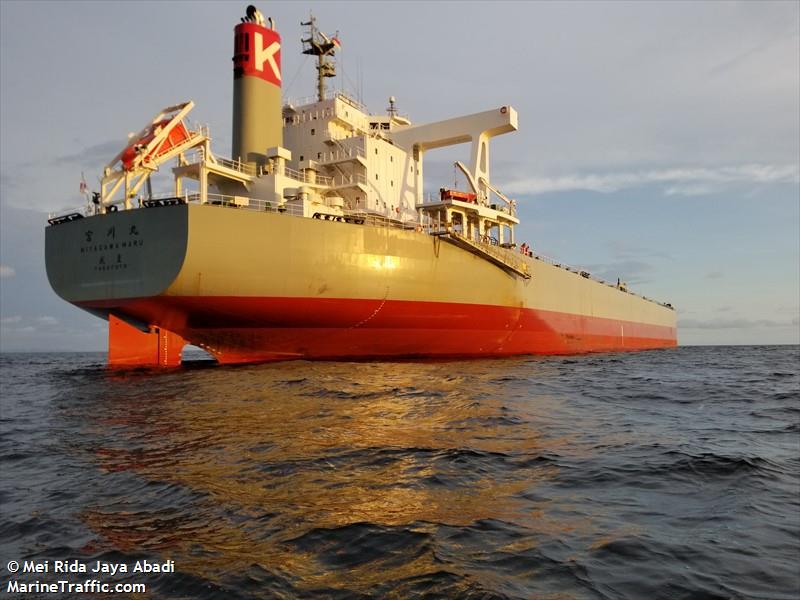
[46,204,676,364]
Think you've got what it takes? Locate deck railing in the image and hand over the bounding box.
[182,150,258,176]
[317,146,366,164]
[182,192,305,217]
[283,91,368,114]
[180,150,334,184]
[211,155,257,175]
[282,166,333,186]
[419,194,517,218]
[330,173,368,187]
[450,231,529,274]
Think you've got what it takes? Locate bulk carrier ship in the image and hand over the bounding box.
[45,5,676,367]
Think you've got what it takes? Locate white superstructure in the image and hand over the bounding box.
[82,10,523,247]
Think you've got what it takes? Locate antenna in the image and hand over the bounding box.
[357,59,363,105]
[387,96,397,117]
[301,13,340,102]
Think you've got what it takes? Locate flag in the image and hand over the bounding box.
[79,173,88,194]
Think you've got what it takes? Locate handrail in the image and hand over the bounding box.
[284,91,368,111]
[334,91,369,113]
[282,166,333,186]
[187,192,306,217]
[444,231,530,277]
[318,146,366,164]
[183,150,257,176]
[212,155,257,175]
[283,92,368,119]
[283,95,318,108]
[330,173,368,187]
[419,193,517,218]
[182,150,332,185]
[344,210,418,230]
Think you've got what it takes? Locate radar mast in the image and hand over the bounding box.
[301,13,340,102]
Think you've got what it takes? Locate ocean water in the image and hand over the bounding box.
[1,346,798,600]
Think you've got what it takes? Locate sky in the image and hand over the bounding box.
[0,0,798,351]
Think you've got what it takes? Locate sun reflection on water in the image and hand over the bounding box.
[68,360,609,595]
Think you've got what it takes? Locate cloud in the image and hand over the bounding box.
[606,240,672,261]
[0,171,19,197]
[664,184,717,197]
[0,265,16,278]
[504,164,800,196]
[775,305,800,315]
[1,315,59,327]
[679,317,794,330]
[51,139,125,167]
[707,26,798,78]
[705,271,724,280]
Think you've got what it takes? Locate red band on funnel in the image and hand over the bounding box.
[233,23,281,87]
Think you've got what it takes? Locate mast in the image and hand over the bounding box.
[301,14,340,102]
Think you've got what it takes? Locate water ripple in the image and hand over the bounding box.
[1,346,798,599]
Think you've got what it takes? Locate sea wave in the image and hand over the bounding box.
[1,345,798,599]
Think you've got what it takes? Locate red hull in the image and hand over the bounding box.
[86,296,676,366]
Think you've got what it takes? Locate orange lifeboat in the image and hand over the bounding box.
[440,188,477,203]
[121,119,192,171]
